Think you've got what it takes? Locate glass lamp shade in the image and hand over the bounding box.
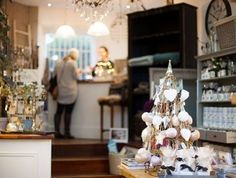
[87,21,110,36]
[55,25,76,38]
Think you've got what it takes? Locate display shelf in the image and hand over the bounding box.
[200,75,236,82]
[199,100,231,103]
[132,31,180,41]
[128,3,197,141]
[195,46,236,62]
[196,47,236,147]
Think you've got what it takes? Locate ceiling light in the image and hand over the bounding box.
[55,25,76,38]
[87,21,109,36]
[48,3,52,7]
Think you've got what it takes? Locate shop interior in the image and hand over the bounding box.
[1,0,236,177]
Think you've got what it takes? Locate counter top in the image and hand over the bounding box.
[0,133,54,139]
[119,165,154,178]
[77,79,114,84]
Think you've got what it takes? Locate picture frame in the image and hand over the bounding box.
[109,128,128,143]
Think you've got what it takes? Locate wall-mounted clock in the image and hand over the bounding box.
[205,0,232,36]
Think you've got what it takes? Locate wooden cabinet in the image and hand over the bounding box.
[127,3,197,140]
[196,46,236,146]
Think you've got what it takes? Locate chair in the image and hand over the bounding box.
[98,80,127,140]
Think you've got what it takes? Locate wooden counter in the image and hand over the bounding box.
[77,79,114,84]
[0,133,54,139]
[0,133,52,178]
[48,79,128,139]
[119,165,155,178]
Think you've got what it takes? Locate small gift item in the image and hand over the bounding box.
[171,115,179,127]
[164,88,177,102]
[150,155,161,167]
[180,89,189,102]
[178,110,190,122]
[180,128,191,142]
[165,128,177,138]
[135,148,152,163]
[190,130,200,141]
[141,127,152,143]
[6,122,18,132]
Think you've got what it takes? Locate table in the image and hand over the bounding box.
[119,165,155,178]
[119,165,217,178]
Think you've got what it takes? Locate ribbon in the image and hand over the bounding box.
[196,165,208,172]
[161,165,175,175]
[180,164,194,172]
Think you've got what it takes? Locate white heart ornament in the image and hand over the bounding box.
[141,112,149,122]
[180,89,189,102]
[141,112,154,123]
[163,116,170,129]
[152,115,162,127]
[165,128,177,138]
[141,127,151,142]
[171,115,179,127]
[178,110,190,122]
[190,130,200,141]
[164,89,177,102]
[180,128,191,141]
[188,115,193,125]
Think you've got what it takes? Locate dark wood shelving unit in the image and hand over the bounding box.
[127,3,197,141]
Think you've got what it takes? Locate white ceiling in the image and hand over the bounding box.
[14,0,67,8]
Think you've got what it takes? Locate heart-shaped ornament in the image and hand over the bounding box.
[188,115,193,125]
[180,89,189,102]
[178,110,190,122]
[164,89,177,102]
[180,128,191,141]
[165,128,177,138]
[190,130,200,141]
[152,115,162,127]
[171,115,179,127]
[141,112,154,123]
[162,116,170,129]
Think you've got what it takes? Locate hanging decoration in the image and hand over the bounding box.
[135,60,215,176]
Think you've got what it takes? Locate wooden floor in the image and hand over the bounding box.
[52,138,141,178]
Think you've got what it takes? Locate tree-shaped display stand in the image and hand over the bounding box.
[135,61,215,176]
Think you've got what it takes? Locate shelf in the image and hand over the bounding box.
[200,75,236,82]
[199,100,231,103]
[132,31,180,41]
[198,128,236,144]
[195,46,236,61]
[133,91,149,95]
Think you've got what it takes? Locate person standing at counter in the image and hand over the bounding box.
[54,48,80,139]
[92,46,115,77]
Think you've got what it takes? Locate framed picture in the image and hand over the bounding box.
[109,128,128,143]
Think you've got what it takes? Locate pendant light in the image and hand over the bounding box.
[55,0,76,38]
[87,21,110,36]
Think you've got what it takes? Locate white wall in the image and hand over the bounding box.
[29,0,236,85]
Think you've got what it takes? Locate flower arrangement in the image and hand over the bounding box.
[135,61,215,176]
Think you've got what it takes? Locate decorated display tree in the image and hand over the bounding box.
[135,61,215,176]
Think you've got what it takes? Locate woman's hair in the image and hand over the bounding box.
[99,46,109,54]
[68,48,79,60]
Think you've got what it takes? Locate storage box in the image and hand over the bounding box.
[205,130,236,144]
[215,15,236,49]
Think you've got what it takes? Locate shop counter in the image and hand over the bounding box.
[48,79,128,139]
[0,133,53,178]
[119,165,154,178]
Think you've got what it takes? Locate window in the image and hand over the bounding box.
[45,33,95,72]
